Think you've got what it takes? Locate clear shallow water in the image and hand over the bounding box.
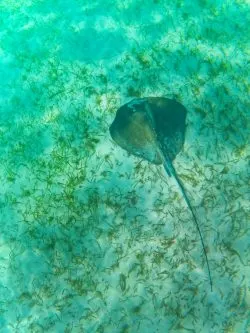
[0,0,249,332]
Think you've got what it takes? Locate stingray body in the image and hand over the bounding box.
[109,97,212,291]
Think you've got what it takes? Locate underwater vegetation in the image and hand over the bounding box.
[0,0,249,332]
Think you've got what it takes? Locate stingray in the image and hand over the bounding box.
[109,97,213,291]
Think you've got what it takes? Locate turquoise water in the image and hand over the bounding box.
[0,0,249,332]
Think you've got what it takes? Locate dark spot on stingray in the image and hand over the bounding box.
[109,97,213,291]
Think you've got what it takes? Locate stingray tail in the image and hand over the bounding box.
[163,159,213,292]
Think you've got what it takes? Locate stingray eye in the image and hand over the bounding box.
[127,98,146,112]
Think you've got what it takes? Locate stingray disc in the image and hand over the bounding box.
[109,97,187,164]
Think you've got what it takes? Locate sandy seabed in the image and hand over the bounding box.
[0,0,249,332]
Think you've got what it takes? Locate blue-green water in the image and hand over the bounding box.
[0,1,249,332]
